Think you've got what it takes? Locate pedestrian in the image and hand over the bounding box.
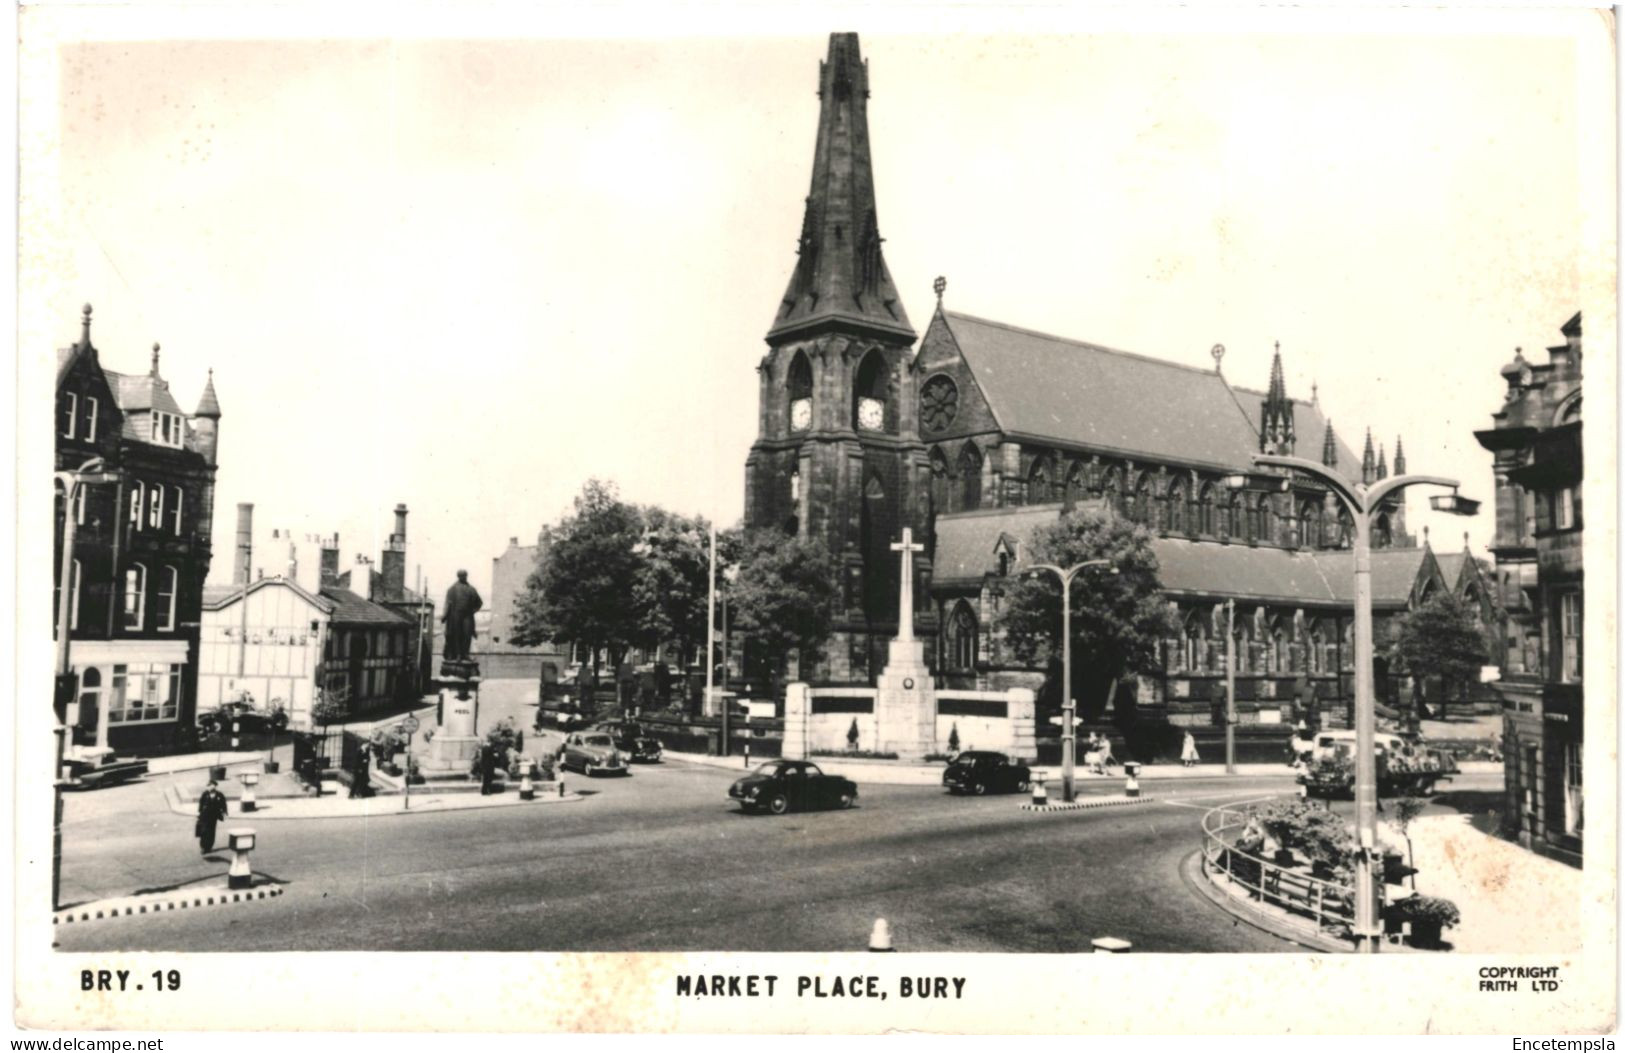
[195,781,229,854]
[349,743,371,799]
[1181,730,1200,768]
[479,744,497,795]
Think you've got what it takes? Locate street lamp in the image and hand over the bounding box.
[52,456,119,911]
[1246,452,1476,954]
[1026,558,1117,803]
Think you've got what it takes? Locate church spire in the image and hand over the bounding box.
[1321,419,1337,468]
[1361,428,1376,484]
[1377,442,1388,480]
[1393,435,1406,476]
[768,33,914,344]
[1259,341,1295,455]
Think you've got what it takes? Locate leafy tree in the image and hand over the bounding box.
[730,529,838,682]
[1392,592,1489,722]
[511,479,645,687]
[998,509,1175,720]
[630,508,729,667]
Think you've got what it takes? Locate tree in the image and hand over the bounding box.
[998,509,1175,721]
[729,529,838,683]
[511,479,645,688]
[1392,592,1489,723]
[630,508,722,667]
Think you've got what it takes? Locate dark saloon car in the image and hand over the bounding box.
[197,699,288,737]
[943,751,1032,795]
[729,760,857,815]
[594,721,663,763]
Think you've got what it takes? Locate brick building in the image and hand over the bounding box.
[1475,313,1583,865]
[54,305,221,755]
[743,34,1486,727]
[477,537,571,680]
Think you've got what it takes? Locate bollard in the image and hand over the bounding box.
[520,762,535,801]
[868,918,894,952]
[1124,761,1140,799]
[558,779,566,798]
[1032,770,1049,807]
[226,828,256,890]
[239,770,261,813]
[1092,937,1132,954]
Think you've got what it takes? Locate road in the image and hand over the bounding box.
[57,754,1307,953]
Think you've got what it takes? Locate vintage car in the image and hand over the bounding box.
[942,751,1032,795]
[729,760,857,815]
[1300,729,1459,799]
[594,721,663,763]
[61,748,149,790]
[197,699,288,737]
[556,731,629,777]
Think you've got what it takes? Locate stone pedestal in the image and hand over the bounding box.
[421,680,482,776]
[874,639,936,762]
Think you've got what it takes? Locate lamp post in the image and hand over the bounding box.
[53,456,118,911]
[1237,453,1475,954]
[1026,558,1116,803]
[1224,599,1237,774]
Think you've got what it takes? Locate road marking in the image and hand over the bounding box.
[1159,793,1281,812]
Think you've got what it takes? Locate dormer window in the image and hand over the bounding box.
[152,411,184,448]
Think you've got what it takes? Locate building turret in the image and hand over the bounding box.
[1259,342,1295,455]
[1376,442,1388,480]
[1393,435,1406,476]
[1321,420,1337,468]
[1361,428,1377,484]
[192,369,222,465]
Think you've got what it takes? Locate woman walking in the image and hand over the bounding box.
[196,781,229,854]
[1180,730,1200,768]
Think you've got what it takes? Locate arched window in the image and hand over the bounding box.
[123,563,146,630]
[1100,468,1124,517]
[1198,483,1215,535]
[1133,474,1154,525]
[1233,621,1252,674]
[852,349,891,433]
[1336,507,1354,549]
[1028,456,1052,506]
[945,602,979,671]
[157,566,179,631]
[1309,626,1327,674]
[170,485,185,536]
[787,351,813,432]
[957,443,983,512]
[147,483,164,530]
[78,666,102,730]
[1300,501,1322,548]
[128,481,144,532]
[1186,619,1208,672]
[1273,627,1290,673]
[1064,462,1085,506]
[1256,495,1275,544]
[1373,512,1393,549]
[1167,480,1187,534]
[929,447,951,515]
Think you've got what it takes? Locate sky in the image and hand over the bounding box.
[29,13,1605,601]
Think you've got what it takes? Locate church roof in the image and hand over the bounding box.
[932,503,1426,608]
[767,34,914,344]
[940,312,1362,474]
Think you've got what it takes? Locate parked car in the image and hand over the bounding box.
[62,748,149,790]
[729,760,857,815]
[556,731,629,777]
[197,699,288,737]
[942,751,1032,795]
[1300,729,1459,799]
[594,721,664,763]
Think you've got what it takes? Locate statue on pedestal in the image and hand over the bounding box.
[441,570,483,679]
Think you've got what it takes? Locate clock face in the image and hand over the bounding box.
[920,374,959,432]
[857,397,885,432]
[790,398,812,432]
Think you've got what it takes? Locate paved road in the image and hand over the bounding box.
[57,747,1306,953]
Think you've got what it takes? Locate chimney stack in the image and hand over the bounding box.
[234,503,254,585]
[319,533,341,588]
[380,503,408,601]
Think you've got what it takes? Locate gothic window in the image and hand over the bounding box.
[929,448,950,515]
[957,443,983,512]
[1100,468,1124,516]
[1167,480,1188,534]
[920,374,959,433]
[945,602,979,671]
[1197,483,1215,535]
[1132,474,1154,525]
[1300,501,1321,548]
[1336,507,1354,549]
[1256,495,1274,544]
[1065,463,1085,507]
[787,352,813,432]
[1272,627,1290,673]
[853,350,891,433]
[1028,456,1052,506]
[1373,512,1393,549]
[1309,626,1327,674]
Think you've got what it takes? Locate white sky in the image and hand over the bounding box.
[33,14,1605,599]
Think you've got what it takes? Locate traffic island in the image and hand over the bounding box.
[1020,794,1155,813]
[54,879,284,926]
[164,782,581,819]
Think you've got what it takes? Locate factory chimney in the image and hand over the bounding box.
[379,503,408,601]
[319,534,341,588]
[233,503,254,585]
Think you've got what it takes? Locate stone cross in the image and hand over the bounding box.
[890,527,925,643]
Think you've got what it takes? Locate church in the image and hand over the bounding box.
[743,34,1496,727]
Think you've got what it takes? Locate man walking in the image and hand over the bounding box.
[196,781,229,854]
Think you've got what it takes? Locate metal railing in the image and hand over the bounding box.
[1200,803,1356,941]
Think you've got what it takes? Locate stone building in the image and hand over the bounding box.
[54,305,221,755]
[478,537,571,680]
[1475,312,1583,865]
[742,34,1483,727]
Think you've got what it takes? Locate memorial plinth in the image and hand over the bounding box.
[420,660,482,778]
[874,528,936,762]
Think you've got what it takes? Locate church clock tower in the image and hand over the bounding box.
[744,32,930,684]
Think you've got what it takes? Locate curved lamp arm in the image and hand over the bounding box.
[1367,473,1461,509]
[1250,453,1362,514]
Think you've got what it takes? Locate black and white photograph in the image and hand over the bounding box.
[14,2,1616,1036]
